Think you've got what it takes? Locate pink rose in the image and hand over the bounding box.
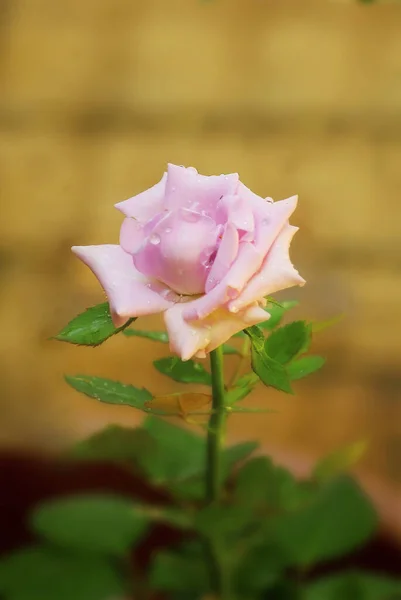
[72,164,305,360]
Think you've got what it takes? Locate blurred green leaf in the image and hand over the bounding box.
[149,548,209,594]
[153,357,212,385]
[303,571,401,600]
[69,425,156,466]
[313,440,368,482]
[234,457,308,512]
[65,375,153,410]
[142,417,206,482]
[235,544,287,594]
[195,504,255,542]
[54,302,135,346]
[123,328,169,342]
[31,494,149,556]
[0,547,124,600]
[287,355,326,381]
[265,321,311,365]
[260,300,299,330]
[267,476,377,567]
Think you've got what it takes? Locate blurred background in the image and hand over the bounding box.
[0,0,400,533]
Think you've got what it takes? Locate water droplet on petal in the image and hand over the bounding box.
[165,227,172,234]
[266,197,274,204]
[227,287,239,300]
[262,218,269,226]
[188,167,198,174]
[149,233,161,245]
[229,304,239,313]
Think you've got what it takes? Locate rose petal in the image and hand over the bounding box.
[114,173,167,221]
[133,209,219,295]
[205,222,239,293]
[71,244,175,327]
[164,164,239,217]
[182,196,299,322]
[119,218,145,254]
[215,194,254,233]
[228,225,305,312]
[164,300,267,361]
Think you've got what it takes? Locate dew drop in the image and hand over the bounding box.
[266,197,274,204]
[149,233,161,245]
[229,305,239,314]
[165,227,172,234]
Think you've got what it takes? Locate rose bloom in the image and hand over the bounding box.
[72,164,305,360]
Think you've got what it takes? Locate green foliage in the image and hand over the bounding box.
[0,547,124,600]
[30,494,149,556]
[153,357,212,385]
[303,571,401,600]
[149,547,209,594]
[266,476,377,567]
[265,321,311,364]
[69,424,156,465]
[287,355,326,381]
[225,372,259,405]
[234,457,309,512]
[65,374,153,411]
[251,342,293,394]
[261,300,299,330]
[54,302,134,346]
[313,440,367,482]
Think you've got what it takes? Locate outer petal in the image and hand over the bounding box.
[228,225,306,312]
[164,164,239,216]
[71,244,177,327]
[164,300,268,361]
[114,173,167,221]
[119,218,145,254]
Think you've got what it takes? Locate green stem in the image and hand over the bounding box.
[205,346,231,599]
[206,345,226,504]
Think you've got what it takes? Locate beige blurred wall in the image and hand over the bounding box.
[0,0,400,495]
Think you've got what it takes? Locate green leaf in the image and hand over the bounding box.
[235,457,307,512]
[244,324,265,350]
[287,355,325,381]
[123,328,169,342]
[31,494,149,556]
[149,548,209,594]
[226,372,260,405]
[195,504,255,542]
[222,441,259,475]
[142,417,206,482]
[303,571,401,600]
[54,302,135,346]
[69,425,156,466]
[153,357,212,385]
[267,476,377,567]
[171,441,258,501]
[235,544,287,594]
[0,547,124,600]
[265,321,311,365]
[260,300,299,330]
[65,375,153,410]
[251,345,293,394]
[313,440,368,482]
